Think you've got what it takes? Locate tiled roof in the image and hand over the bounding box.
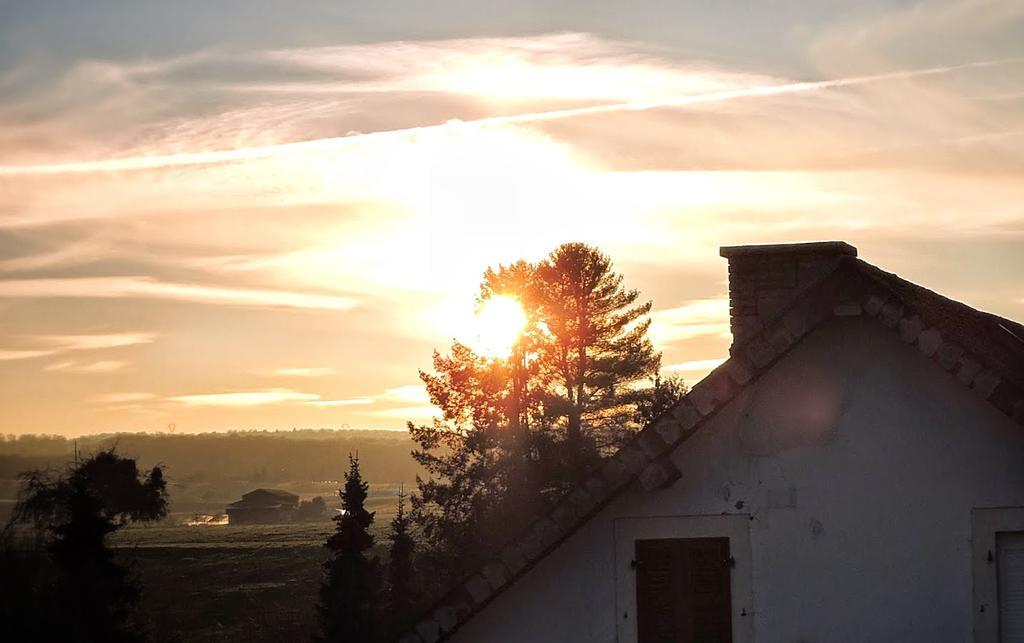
[399,255,1024,643]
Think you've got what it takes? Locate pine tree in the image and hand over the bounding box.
[384,487,415,637]
[317,454,379,643]
[536,242,661,455]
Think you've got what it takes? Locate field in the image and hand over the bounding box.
[112,492,402,642]
[0,431,418,641]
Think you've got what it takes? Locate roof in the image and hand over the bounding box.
[243,488,298,499]
[401,253,1024,643]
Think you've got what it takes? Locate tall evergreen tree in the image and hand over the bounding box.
[384,487,415,638]
[317,454,379,643]
[535,242,661,455]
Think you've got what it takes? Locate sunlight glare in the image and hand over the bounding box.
[472,295,527,358]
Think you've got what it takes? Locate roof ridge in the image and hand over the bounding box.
[400,258,1024,643]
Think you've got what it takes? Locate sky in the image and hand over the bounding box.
[1,0,1023,436]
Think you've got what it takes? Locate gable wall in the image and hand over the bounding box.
[449,317,1024,643]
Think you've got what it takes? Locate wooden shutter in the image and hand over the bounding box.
[635,537,733,643]
[999,531,1024,642]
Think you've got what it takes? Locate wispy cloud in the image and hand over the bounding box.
[270,366,338,377]
[382,384,430,404]
[45,360,128,374]
[663,357,727,374]
[811,0,1024,73]
[167,388,376,408]
[92,392,157,404]
[0,277,357,310]
[1,58,1013,176]
[0,349,60,361]
[169,389,322,407]
[0,333,154,363]
[649,298,731,346]
[31,332,156,351]
[308,397,375,407]
[360,405,438,420]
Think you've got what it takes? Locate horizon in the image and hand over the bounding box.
[1,426,414,440]
[2,1,1024,436]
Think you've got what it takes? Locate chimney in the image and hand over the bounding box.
[720,241,857,345]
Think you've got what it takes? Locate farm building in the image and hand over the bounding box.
[404,241,1024,643]
[225,488,299,524]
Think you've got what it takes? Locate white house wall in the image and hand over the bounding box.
[448,317,1024,643]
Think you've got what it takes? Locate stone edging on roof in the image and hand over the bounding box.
[400,258,1024,643]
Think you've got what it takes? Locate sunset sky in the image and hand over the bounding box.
[1,1,1023,436]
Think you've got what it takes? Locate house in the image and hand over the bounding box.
[402,241,1024,643]
[225,488,299,524]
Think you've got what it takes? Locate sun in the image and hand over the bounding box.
[472,295,527,359]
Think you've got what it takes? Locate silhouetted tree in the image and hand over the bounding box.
[317,454,379,643]
[384,487,415,638]
[632,374,689,427]
[409,242,668,587]
[409,340,542,583]
[536,243,661,455]
[1,449,168,642]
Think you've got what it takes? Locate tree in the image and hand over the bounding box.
[409,341,536,588]
[409,242,668,585]
[1,449,168,642]
[535,243,661,454]
[632,374,689,427]
[384,486,415,637]
[317,454,379,643]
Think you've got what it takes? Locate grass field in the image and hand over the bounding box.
[112,494,402,642]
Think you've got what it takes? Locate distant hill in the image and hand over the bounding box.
[0,429,422,517]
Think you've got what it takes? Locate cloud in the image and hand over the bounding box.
[92,392,157,404]
[270,366,338,377]
[45,360,128,374]
[0,276,357,310]
[663,357,726,374]
[649,298,731,346]
[168,388,375,409]
[169,389,322,407]
[1,57,1011,176]
[0,349,60,361]
[810,0,1024,73]
[31,332,156,351]
[308,397,375,407]
[0,332,154,363]
[360,405,438,420]
[382,384,430,404]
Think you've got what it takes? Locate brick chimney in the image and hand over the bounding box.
[720,241,857,344]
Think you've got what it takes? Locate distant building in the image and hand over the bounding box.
[225,488,299,524]
[403,241,1024,643]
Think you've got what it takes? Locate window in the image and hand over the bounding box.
[635,537,733,643]
[972,508,1024,642]
[998,532,1024,642]
[615,515,753,643]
